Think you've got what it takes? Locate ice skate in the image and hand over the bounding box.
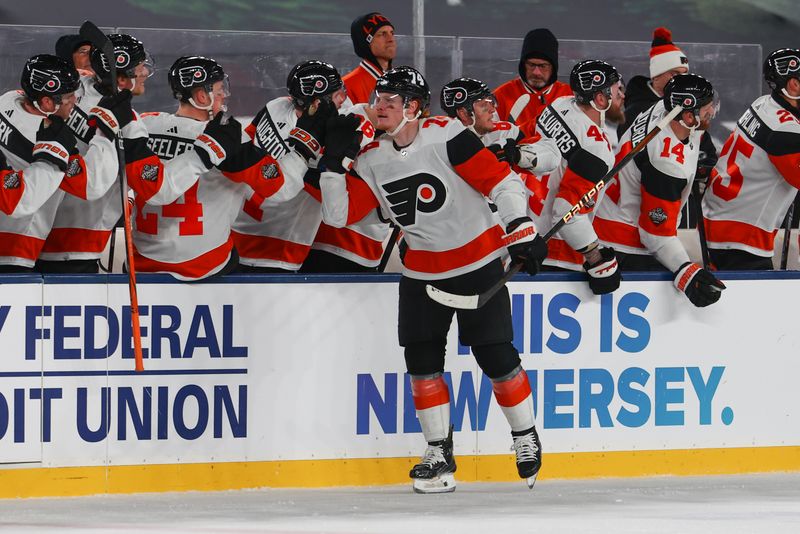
[511,426,541,489]
[410,427,456,494]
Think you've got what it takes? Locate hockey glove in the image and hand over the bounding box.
[320,114,362,173]
[89,89,134,138]
[487,138,521,166]
[693,150,717,197]
[673,261,726,307]
[583,245,621,295]
[288,99,336,162]
[33,116,77,172]
[194,112,243,169]
[504,217,548,275]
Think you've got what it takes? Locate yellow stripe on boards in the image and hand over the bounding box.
[2,446,800,499]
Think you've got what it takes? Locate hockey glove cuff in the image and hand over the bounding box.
[33,116,76,172]
[673,261,726,307]
[583,246,621,295]
[194,112,243,169]
[89,89,134,139]
[504,217,548,275]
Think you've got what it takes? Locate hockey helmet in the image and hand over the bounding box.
[20,54,80,103]
[569,60,621,105]
[168,56,227,102]
[375,66,431,110]
[90,33,154,80]
[764,48,800,90]
[440,77,494,118]
[663,73,715,114]
[286,60,343,109]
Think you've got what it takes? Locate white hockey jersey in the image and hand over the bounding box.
[594,100,703,271]
[235,98,380,270]
[40,76,122,261]
[0,89,117,267]
[701,93,800,257]
[531,96,615,270]
[320,116,529,280]
[133,111,303,281]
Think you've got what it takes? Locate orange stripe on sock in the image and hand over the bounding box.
[410,376,450,410]
[492,370,531,407]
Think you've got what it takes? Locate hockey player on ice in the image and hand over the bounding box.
[527,60,624,295]
[594,73,726,307]
[318,66,547,493]
[701,48,800,270]
[0,54,118,272]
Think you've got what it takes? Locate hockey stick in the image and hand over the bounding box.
[691,191,711,270]
[426,104,685,309]
[378,224,401,272]
[779,192,798,270]
[80,20,145,372]
[507,93,530,124]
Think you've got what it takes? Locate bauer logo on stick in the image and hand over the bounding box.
[29,69,61,93]
[178,66,207,87]
[577,70,606,91]
[299,75,329,96]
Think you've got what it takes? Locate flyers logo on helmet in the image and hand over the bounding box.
[29,69,61,93]
[671,92,697,110]
[381,173,447,226]
[178,66,208,87]
[578,70,606,91]
[116,51,131,68]
[775,55,800,76]
[299,75,329,96]
[442,87,468,107]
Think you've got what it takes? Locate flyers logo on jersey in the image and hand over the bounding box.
[577,70,606,91]
[775,55,800,76]
[441,87,468,107]
[382,173,446,226]
[29,69,61,93]
[178,66,207,87]
[299,75,329,97]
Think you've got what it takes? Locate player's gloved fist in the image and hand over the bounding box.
[89,89,134,138]
[33,115,77,172]
[582,245,621,295]
[504,217,548,275]
[673,261,726,307]
[288,98,336,162]
[194,112,243,169]
[320,114,362,173]
[487,138,521,166]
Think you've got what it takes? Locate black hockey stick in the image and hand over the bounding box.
[378,224,401,272]
[426,104,684,309]
[80,20,145,372]
[780,192,798,270]
[691,190,711,270]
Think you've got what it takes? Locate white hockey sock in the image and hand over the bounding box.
[492,367,536,432]
[410,374,450,442]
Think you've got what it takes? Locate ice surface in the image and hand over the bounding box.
[1,473,799,533]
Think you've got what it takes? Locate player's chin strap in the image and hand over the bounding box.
[33,101,59,117]
[386,105,422,137]
[590,98,611,128]
[782,87,800,100]
[189,92,218,121]
[679,111,701,132]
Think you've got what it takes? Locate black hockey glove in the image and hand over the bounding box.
[320,114,362,173]
[583,245,621,295]
[504,217,548,275]
[194,112,243,169]
[288,98,336,162]
[487,138,521,166]
[673,261,726,307]
[89,89,134,139]
[693,150,717,196]
[33,115,77,172]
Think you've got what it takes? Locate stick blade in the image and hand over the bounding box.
[79,20,117,89]
[425,284,480,310]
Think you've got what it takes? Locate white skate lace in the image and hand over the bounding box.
[511,433,539,463]
[420,443,446,467]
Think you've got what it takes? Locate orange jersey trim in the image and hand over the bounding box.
[703,218,778,252]
[314,223,384,262]
[0,232,46,262]
[134,236,234,280]
[594,217,645,249]
[546,238,585,266]
[41,228,112,254]
[232,231,311,265]
[403,226,504,274]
